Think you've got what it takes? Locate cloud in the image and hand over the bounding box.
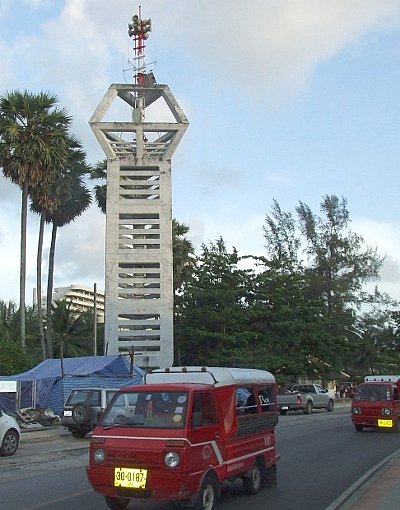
[151,0,400,106]
[380,256,400,283]
[51,207,105,291]
[1,0,400,304]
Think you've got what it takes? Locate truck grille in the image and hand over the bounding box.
[106,449,163,468]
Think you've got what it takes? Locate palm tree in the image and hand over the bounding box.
[30,136,90,358]
[51,299,94,364]
[0,90,70,349]
[44,173,92,357]
[90,159,107,213]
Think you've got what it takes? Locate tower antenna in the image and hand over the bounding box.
[128,5,152,84]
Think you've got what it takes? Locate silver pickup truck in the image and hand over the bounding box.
[277,383,334,415]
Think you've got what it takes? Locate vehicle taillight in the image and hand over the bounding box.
[296,393,302,405]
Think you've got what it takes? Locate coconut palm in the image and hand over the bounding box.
[44,172,92,357]
[30,136,91,358]
[90,159,107,213]
[0,90,70,349]
[51,299,94,363]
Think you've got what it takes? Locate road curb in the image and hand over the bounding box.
[20,426,70,442]
[325,448,400,510]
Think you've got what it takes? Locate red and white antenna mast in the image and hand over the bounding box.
[128,6,152,84]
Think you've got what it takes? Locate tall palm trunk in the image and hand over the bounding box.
[36,212,47,359]
[46,223,58,358]
[19,181,28,349]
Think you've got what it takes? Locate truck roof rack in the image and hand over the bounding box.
[144,366,276,387]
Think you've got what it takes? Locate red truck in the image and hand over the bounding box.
[351,375,400,432]
[86,366,279,510]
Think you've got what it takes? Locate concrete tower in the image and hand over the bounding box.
[89,10,188,367]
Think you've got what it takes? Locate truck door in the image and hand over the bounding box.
[187,392,223,473]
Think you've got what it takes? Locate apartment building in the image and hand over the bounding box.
[53,285,105,321]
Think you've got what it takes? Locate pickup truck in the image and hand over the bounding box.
[277,383,334,415]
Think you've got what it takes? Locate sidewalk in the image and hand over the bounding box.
[20,424,71,442]
[326,449,400,510]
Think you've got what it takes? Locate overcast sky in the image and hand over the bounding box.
[1,0,400,304]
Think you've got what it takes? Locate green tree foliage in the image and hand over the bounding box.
[296,195,382,319]
[247,257,335,378]
[172,219,195,293]
[175,195,395,381]
[90,159,107,213]
[261,195,386,377]
[175,238,253,366]
[0,300,40,374]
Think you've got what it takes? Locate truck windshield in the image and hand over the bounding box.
[354,384,391,401]
[100,390,188,429]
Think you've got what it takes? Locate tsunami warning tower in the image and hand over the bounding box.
[89,10,188,368]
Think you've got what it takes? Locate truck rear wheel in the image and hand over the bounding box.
[243,461,262,495]
[262,463,277,488]
[279,409,287,416]
[304,401,313,414]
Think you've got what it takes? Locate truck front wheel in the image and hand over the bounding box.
[194,475,218,510]
[354,424,363,432]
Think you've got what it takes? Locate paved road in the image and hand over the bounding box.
[1,405,398,510]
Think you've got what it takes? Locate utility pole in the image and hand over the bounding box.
[93,283,97,355]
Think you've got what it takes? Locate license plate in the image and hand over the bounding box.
[378,419,393,428]
[114,467,147,489]
[281,406,289,410]
[63,410,72,417]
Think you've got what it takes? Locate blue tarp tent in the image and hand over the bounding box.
[0,355,143,414]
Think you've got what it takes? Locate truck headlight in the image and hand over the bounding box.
[165,451,180,468]
[352,407,361,414]
[94,448,106,464]
[382,408,392,416]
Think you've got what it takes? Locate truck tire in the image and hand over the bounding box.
[262,463,277,488]
[243,461,262,495]
[279,409,287,416]
[390,419,400,433]
[194,475,218,510]
[304,401,313,414]
[327,399,334,412]
[354,424,363,432]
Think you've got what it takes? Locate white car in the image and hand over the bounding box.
[0,409,20,456]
